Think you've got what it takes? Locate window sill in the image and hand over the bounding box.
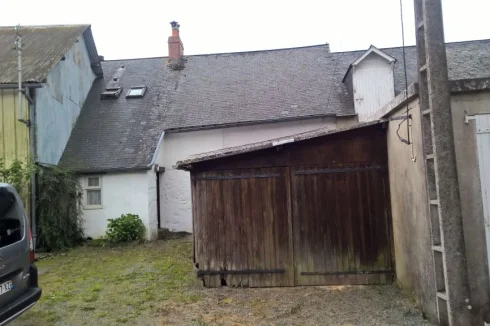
[84,205,103,210]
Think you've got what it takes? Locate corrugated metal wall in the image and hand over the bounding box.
[476,114,490,278]
[0,89,31,212]
[35,36,96,165]
[0,89,30,164]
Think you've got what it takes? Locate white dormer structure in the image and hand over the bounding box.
[343,45,396,122]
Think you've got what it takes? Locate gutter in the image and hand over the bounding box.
[74,166,152,174]
[148,132,165,167]
[164,114,354,133]
[0,83,43,89]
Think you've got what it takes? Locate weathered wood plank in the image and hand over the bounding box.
[262,171,273,287]
[267,172,278,287]
[285,167,295,286]
[191,175,197,265]
[239,177,250,287]
[230,174,241,287]
[221,173,233,287]
[244,177,254,287]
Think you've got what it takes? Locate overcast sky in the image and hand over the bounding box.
[1,0,489,60]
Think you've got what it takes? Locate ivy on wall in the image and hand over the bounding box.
[0,160,84,251]
[37,166,84,251]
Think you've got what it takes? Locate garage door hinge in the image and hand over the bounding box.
[465,113,476,124]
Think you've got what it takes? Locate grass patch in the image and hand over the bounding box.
[13,238,200,326]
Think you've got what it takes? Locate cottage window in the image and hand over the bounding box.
[126,86,147,98]
[86,176,102,208]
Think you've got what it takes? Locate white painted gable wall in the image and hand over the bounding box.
[353,53,395,122]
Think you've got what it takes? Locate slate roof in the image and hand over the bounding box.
[0,24,102,84]
[175,120,383,171]
[60,58,175,172]
[60,39,490,172]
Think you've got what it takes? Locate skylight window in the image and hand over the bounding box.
[126,86,147,98]
[101,87,122,99]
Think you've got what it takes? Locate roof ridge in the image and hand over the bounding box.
[183,43,330,57]
[0,24,90,29]
[103,56,168,62]
[102,38,490,62]
[332,38,490,54]
[102,44,331,61]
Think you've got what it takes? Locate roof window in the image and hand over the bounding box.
[101,87,122,99]
[126,86,147,98]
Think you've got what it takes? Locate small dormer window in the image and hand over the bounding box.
[126,86,147,98]
[101,87,122,99]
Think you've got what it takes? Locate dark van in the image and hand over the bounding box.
[0,184,41,325]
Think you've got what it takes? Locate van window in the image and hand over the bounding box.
[0,188,24,248]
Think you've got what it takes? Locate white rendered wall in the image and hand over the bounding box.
[158,117,338,232]
[80,171,155,239]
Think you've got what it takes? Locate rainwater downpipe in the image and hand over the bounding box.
[15,28,37,247]
[148,132,165,230]
[15,29,25,123]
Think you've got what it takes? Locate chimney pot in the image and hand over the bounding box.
[170,21,180,29]
[168,21,184,60]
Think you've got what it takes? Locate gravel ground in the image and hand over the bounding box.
[160,284,432,326]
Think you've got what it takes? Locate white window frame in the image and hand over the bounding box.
[85,175,102,209]
[126,85,147,98]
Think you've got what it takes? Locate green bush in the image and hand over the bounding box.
[0,159,32,207]
[105,214,145,243]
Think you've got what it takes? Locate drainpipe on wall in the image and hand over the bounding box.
[156,167,161,229]
[148,132,165,231]
[15,26,29,125]
[14,25,37,249]
[24,87,37,251]
[15,26,23,121]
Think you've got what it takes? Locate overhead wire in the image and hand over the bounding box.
[397,0,412,146]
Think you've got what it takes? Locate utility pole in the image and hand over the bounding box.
[413,0,475,325]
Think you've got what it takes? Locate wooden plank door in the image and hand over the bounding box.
[291,163,394,286]
[192,167,294,287]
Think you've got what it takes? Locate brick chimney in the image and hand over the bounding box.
[168,21,184,60]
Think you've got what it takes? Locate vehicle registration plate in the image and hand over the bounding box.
[0,281,13,295]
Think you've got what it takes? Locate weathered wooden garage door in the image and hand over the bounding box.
[291,163,394,285]
[192,167,294,287]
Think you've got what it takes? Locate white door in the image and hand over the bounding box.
[476,114,490,277]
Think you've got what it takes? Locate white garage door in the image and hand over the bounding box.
[476,114,490,278]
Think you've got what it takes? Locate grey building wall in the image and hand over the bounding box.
[386,98,437,321]
[35,36,96,165]
[451,92,490,321]
[386,91,490,323]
